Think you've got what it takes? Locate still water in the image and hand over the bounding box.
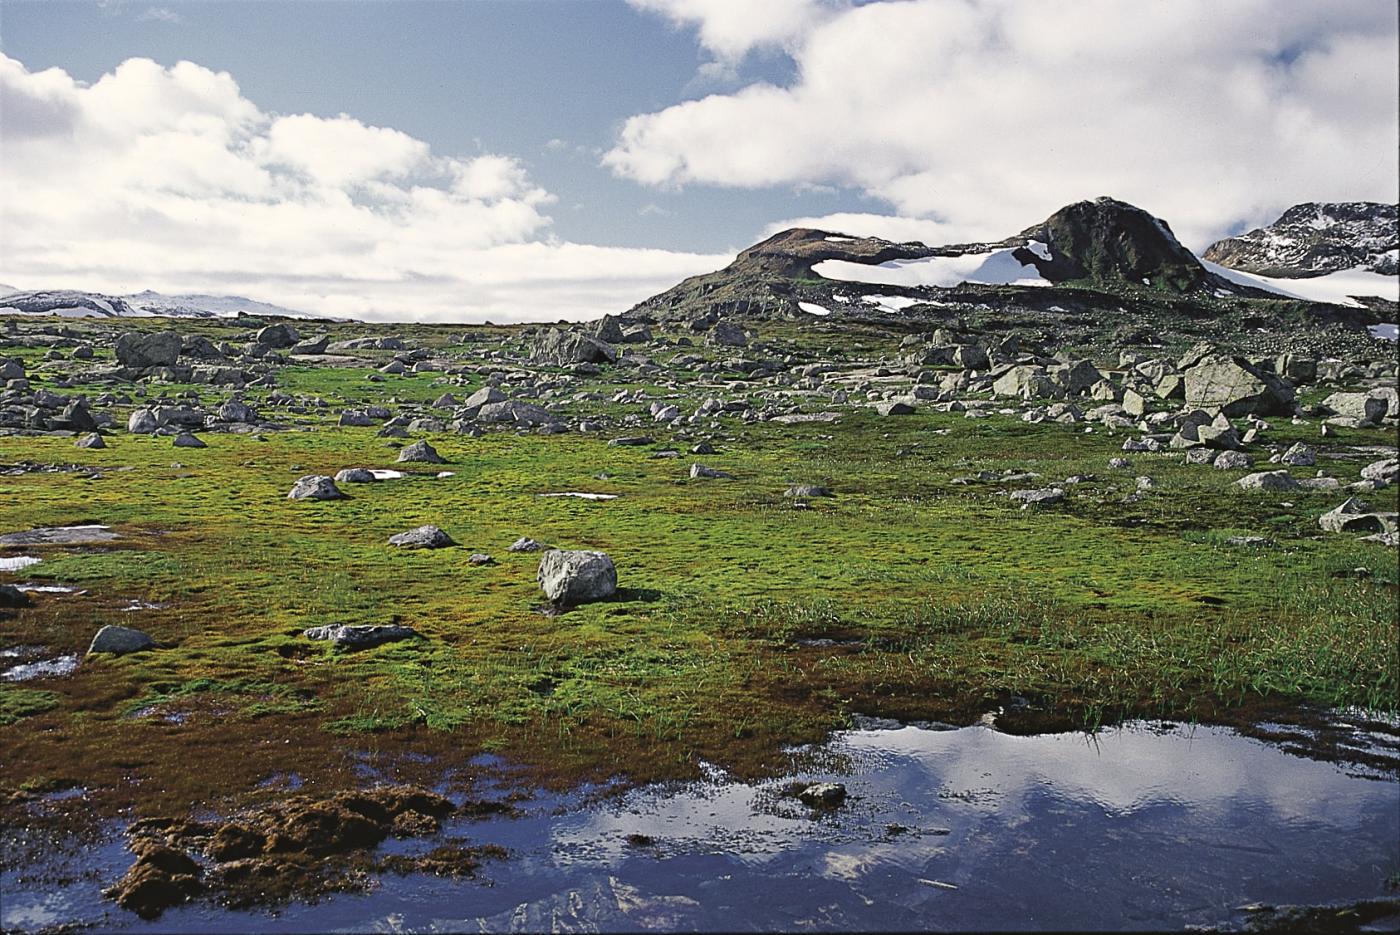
[3,719,1397,932]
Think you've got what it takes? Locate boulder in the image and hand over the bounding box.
[1212,450,1252,470]
[115,331,181,369]
[531,329,616,366]
[88,624,155,656]
[76,432,106,449]
[303,624,420,649]
[690,463,733,479]
[172,432,206,448]
[1319,498,1398,534]
[334,468,377,483]
[1,584,32,608]
[397,440,444,464]
[216,399,256,423]
[875,399,916,416]
[127,409,159,434]
[1360,458,1399,485]
[1235,470,1299,491]
[0,357,24,381]
[1279,443,1316,467]
[288,475,344,500]
[460,386,507,414]
[537,549,617,605]
[255,324,299,349]
[993,366,1062,400]
[1320,392,1387,424]
[1183,356,1294,417]
[797,782,847,808]
[387,525,454,549]
[1010,487,1065,507]
[785,484,832,498]
[290,335,330,355]
[706,321,749,348]
[508,536,547,552]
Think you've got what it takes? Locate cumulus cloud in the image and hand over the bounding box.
[0,54,725,321]
[628,0,843,61]
[609,0,1400,248]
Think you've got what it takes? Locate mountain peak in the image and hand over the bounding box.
[1203,202,1398,278]
[1013,197,1210,292]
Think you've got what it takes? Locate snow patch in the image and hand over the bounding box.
[1201,260,1399,307]
[0,556,42,572]
[815,249,1051,289]
[538,492,618,501]
[797,301,831,317]
[1026,240,1052,261]
[1369,323,1398,342]
[860,295,920,312]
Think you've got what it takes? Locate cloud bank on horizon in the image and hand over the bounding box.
[1,0,1396,322]
[0,53,728,322]
[614,0,1399,249]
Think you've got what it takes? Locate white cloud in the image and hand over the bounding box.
[760,212,962,244]
[137,6,183,23]
[628,0,842,61]
[0,54,726,322]
[609,0,1400,248]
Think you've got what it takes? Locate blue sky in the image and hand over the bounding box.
[1,0,1395,321]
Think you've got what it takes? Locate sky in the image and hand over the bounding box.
[0,0,1396,322]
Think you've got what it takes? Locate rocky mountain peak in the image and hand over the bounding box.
[1012,197,1212,293]
[1202,201,1398,278]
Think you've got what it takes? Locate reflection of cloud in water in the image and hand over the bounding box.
[5,722,1396,933]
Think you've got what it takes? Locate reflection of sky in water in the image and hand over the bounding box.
[3,722,1396,933]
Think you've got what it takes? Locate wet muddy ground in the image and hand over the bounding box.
[3,718,1397,932]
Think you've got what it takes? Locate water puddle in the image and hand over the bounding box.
[2,653,79,682]
[0,555,42,572]
[0,525,118,547]
[1,720,1396,932]
[121,600,170,612]
[537,492,619,500]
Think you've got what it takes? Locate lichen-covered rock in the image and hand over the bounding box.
[387,525,454,549]
[537,549,617,605]
[287,475,344,500]
[302,624,421,648]
[116,331,182,369]
[1183,356,1293,417]
[396,440,444,464]
[127,408,159,434]
[1235,470,1299,491]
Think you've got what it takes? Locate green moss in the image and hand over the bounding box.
[0,686,60,725]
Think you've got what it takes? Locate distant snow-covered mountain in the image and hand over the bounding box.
[0,288,318,319]
[124,290,318,319]
[1203,202,1398,278]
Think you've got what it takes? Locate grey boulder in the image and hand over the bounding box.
[88,624,155,656]
[127,408,159,434]
[115,331,181,369]
[1235,470,1299,491]
[303,624,420,649]
[538,549,617,605]
[388,525,454,549]
[288,475,344,500]
[397,440,444,464]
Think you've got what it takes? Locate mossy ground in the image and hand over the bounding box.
[1,319,1397,818]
